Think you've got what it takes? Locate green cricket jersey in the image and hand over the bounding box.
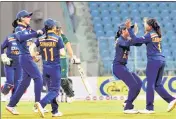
[60,34,69,58]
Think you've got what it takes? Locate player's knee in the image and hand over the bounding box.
[134,85,140,92]
[35,75,43,81]
[147,84,155,90]
[49,87,59,93]
[49,88,59,97]
[130,83,141,92]
[155,83,163,90]
[33,72,43,80]
[34,76,43,84]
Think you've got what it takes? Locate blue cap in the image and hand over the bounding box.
[44,18,56,28]
[16,10,33,19]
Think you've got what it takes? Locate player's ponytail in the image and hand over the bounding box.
[115,29,122,40]
[45,25,55,39]
[147,19,162,38]
[45,26,49,39]
[12,19,18,33]
[12,19,23,33]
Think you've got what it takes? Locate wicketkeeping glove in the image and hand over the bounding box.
[1,53,12,65]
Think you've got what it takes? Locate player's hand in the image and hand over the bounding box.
[71,55,80,64]
[143,17,148,34]
[143,17,148,23]
[134,23,138,35]
[36,30,43,35]
[33,56,40,62]
[125,19,131,29]
[1,53,12,65]
[32,52,40,62]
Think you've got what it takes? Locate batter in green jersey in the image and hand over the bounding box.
[55,21,80,102]
[60,34,69,79]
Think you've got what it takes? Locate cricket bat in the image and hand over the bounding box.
[76,63,93,95]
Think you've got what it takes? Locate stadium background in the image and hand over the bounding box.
[1,2,176,100]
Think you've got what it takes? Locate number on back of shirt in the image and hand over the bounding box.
[123,50,128,59]
[158,42,162,52]
[43,48,54,61]
[152,37,162,52]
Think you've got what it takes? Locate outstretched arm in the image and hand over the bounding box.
[128,28,151,44]
[15,27,43,42]
[65,42,73,58]
[125,19,151,44]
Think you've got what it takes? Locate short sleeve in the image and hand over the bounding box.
[57,36,64,49]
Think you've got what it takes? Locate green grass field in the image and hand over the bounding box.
[1,100,176,119]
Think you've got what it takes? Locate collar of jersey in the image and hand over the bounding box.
[120,35,128,41]
[47,30,57,35]
[18,22,27,28]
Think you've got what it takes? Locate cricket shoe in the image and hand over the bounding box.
[6,106,19,115]
[52,111,63,117]
[35,102,45,118]
[123,109,139,114]
[139,109,155,114]
[167,99,176,112]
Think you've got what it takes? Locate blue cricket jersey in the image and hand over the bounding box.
[14,23,38,55]
[113,36,142,65]
[1,34,21,66]
[128,28,165,61]
[35,32,64,65]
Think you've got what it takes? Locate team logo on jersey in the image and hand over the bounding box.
[12,42,17,45]
[8,37,16,41]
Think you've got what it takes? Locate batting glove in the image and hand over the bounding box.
[71,55,80,64]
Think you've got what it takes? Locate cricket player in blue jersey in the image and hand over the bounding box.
[6,10,44,115]
[41,21,79,103]
[112,23,143,114]
[125,19,176,114]
[31,18,65,118]
[1,29,22,101]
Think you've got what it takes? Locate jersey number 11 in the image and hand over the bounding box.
[43,48,54,61]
